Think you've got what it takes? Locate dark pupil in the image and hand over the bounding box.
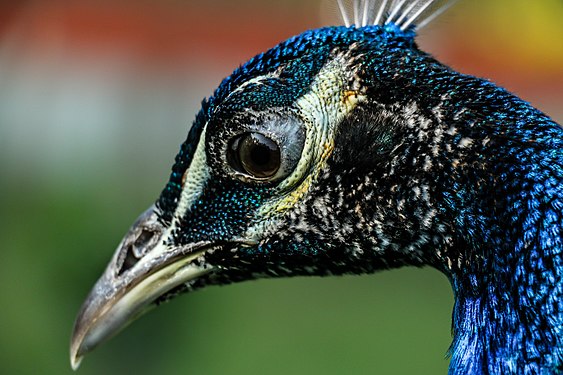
[229,133,280,179]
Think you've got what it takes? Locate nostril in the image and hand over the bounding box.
[117,229,158,276]
[118,245,140,276]
[133,230,154,250]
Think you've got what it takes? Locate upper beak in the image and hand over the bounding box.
[70,205,215,370]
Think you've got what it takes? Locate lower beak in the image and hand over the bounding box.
[70,206,215,370]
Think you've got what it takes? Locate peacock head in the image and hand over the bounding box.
[69,21,434,368]
[72,1,563,370]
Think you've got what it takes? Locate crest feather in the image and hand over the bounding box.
[335,0,458,30]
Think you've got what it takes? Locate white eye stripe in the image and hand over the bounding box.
[277,53,363,193]
[173,127,211,224]
[220,72,280,109]
[247,52,365,236]
[168,52,363,240]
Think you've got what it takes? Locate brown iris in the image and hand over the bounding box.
[227,133,281,179]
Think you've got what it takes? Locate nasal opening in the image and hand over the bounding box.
[114,205,164,276]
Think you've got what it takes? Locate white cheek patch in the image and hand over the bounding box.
[270,54,364,203]
[245,53,366,240]
[280,54,363,193]
[173,127,210,224]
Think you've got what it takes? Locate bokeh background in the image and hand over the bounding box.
[0,0,561,374]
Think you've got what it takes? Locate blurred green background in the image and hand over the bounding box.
[0,0,561,374]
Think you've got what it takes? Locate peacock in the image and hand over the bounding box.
[70,1,563,373]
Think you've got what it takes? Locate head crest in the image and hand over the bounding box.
[335,0,458,31]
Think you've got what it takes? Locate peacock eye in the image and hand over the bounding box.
[221,115,305,183]
[227,133,281,180]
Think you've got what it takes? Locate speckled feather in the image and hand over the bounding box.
[151,20,563,373]
[73,1,563,373]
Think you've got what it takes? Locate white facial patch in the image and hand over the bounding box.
[159,53,365,245]
[245,53,366,240]
[271,53,363,204]
[173,127,211,223]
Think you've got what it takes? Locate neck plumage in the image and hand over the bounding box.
[450,270,563,373]
[437,98,563,373]
[344,69,563,373]
[447,163,563,371]
[328,43,563,373]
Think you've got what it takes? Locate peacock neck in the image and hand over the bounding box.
[410,72,563,374]
[448,265,563,374]
[393,85,563,372]
[329,51,563,372]
[443,135,563,374]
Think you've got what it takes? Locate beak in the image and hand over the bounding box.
[70,205,216,370]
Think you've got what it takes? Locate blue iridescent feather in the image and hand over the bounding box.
[72,1,563,373]
[155,21,563,373]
